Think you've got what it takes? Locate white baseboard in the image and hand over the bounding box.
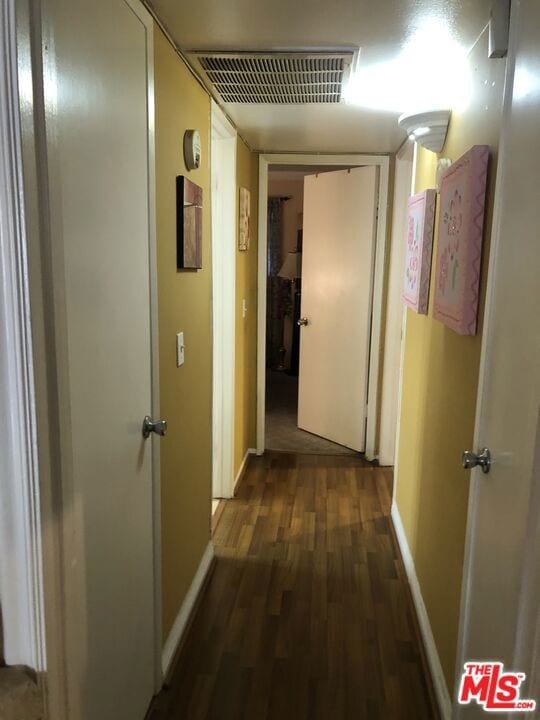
[391,502,452,720]
[233,448,256,494]
[161,541,215,677]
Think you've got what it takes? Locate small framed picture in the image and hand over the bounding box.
[433,145,489,335]
[239,187,250,251]
[177,176,203,269]
[402,189,436,315]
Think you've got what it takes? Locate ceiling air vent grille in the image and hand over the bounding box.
[189,51,356,104]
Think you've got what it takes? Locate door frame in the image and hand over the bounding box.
[378,142,414,467]
[211,101,237,499]
[257,153,390,460]
[453,0,537,705]
[389,143,417,500]
[0,0,46,677]
[15,0,162,715]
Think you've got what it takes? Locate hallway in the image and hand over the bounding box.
[149,453,438,719]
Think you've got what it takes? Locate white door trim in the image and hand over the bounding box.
[134,1,163,693]
[387,142,418,499]
[211,101,237,498]
[0,0,46,672]
[378,142,414,467]
[16,0,161,713]
[257,153,390,461]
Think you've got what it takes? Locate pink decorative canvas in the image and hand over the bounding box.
[433,145,489,335]
[402,189,436,315]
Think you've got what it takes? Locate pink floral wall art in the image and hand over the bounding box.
[433,145,489,335]
[402,189,436,315]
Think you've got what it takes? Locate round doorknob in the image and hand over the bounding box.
[142,415,168,439]
[297,317,309,326]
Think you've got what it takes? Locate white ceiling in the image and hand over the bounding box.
[147,0,491,154]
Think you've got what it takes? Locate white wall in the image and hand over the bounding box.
[379,143,413,466]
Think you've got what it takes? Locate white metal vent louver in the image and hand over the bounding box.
[189,51,358,104]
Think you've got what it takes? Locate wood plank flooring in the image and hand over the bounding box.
[149,452,439,720]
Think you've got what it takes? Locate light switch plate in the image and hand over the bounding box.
[176,332,185,367]
[242,298,247,319]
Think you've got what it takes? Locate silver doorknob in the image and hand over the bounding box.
[297,317,309,326]
[462,447,491,474]
[142,415,167,439]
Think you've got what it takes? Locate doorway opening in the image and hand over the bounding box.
[265,165,358,455]
[258,155,390,461]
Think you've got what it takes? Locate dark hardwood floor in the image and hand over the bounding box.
[149,452,439,720]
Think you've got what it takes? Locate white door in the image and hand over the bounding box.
[298,167,378,451]
[455,1,540,716]
[43,0,157,717]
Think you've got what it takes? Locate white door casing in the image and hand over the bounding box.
[298,167,378,452]
[0,0,45,672]
[211,101,237,499]
[257,154,390,460]
[379,142,414,467]
[455,0,540,715]
[34,0,160,717]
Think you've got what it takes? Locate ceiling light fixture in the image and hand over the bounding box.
[398,110,451,153]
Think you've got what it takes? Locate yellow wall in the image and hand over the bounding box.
[395,28,506,691]
[154,27,212,639]
[234,140,259,475]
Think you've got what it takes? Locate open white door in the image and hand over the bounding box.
[298,167,378,451]
[455,1,540,715]
[41,0,158,717]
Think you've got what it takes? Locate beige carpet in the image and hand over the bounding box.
[265,370,359,455]
[0,667,42,720]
